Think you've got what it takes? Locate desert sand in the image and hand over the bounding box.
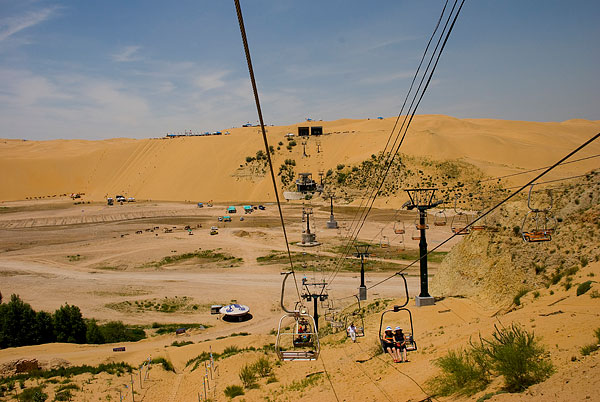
[1,115,599,401]
[1,115,599,205]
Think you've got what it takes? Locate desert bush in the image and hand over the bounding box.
[238,364,257,388]
[428,349,490,396]
[170,340,193,347]
[430,325,553,396]
[287,373,322,391]
[252,357,272,378]
[151,357,175,372]
[580,344,598,356]
[99,321,145,343]
[17,386,47,401]
[479,325,553,392]
[223,385,244,398]
[576,281,593,296]
[513,289,528,306]
[580,328,600,356]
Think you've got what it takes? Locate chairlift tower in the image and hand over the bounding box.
[326,195,338,229]
[298,207,320,247]
[302,139,309,158]
[301,277,328,331]
[354,244,371,301]
[404,188,443,307]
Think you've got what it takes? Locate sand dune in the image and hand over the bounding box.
[1,115,598,203]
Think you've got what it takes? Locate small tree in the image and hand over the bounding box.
[0,294,38,348]
[33,311,55,345]
[53,304,86,344]
[85,320,105,344]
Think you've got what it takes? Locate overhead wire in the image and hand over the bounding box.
[325,0,451,275]
[354,341,438,402]
[233,0,302,303]
[327,0,464,287]
[326,0,467,289]
[478,153,600,183]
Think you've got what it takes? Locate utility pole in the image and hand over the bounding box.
[301,277,328,331]
[354,244,370,301]
[404,188,443,307]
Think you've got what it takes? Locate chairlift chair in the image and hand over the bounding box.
[379,306,417,353]
[380,236,390,248]
[471,208,487,231]
[451,213,471,235]
[521,185,555,243]
[378,274,417,354]
[275,272,320,361]
[433,210,447,226]
[393,220,406,234]
[411,229,421,241]
[451,196,471,235]
[276,313,320,361]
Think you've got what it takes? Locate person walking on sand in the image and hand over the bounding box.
[347,322,357,342]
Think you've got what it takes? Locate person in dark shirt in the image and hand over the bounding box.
[394,327,408,362]
[383,326,399,362]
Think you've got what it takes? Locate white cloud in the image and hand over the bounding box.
[0,7,56,42]
[111,45,142,62]
[193,70,230,91]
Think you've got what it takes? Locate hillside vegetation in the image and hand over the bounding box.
[431,170,600,305]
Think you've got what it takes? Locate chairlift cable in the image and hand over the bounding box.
[320,356,341,402]
[325,0,451,276]
[327,0,463,286]
[478,153,600,183]
[354,341,439,402]
[326,0,466,289]
[234,0,302,302]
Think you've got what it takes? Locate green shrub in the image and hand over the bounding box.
[170,340,193,347]
[17,386,47,401]
[223,346,240,355]
[430,325,553,396]
[151,357,175,372]
[252,357,272,378]
[513,289,528,306]
[429,349,490,396]
[238,363,257,388]
[580,344,598,356]
[577,281,593,296]
[53,389,72,401]
[480,325,553,392]
[287,373,322,391]
[223,385,244,398]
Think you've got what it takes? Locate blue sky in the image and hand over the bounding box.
[0,0,598,140]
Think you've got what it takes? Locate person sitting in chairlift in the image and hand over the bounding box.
[383,326,398,362]
[394,327,408,363]
[347,322,357,343]
[296,324,311,344]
